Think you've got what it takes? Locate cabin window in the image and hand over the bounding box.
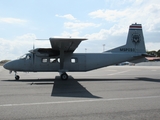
[42,58,48,63]
[57,58,60,63]
[50,58,57,63]
[50,58,60,63]
[71,58,77,63]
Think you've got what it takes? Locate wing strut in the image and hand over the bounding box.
[49,37,88,80]
[60,48,64,70]
[59,46,69,80]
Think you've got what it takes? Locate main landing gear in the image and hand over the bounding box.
[9,71,20,80]
[12,71,68,81]
[60,72,68,80]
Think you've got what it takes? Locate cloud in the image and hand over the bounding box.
[55,14,77,21]
[146,42,160,51]
[89,9,127,22]
[89,0,160,32]
[55,0,160,52]
[0,17,27,24]
[84,24,127,41]
[64,22,101,30]
[86,0,160,52]
[56,14,101,30]
[60,31,80,38]
[0,33,51,60]
[84,29,109,40]
[56,22,101,38]
[1,0,160,60]
[15,33,37,41]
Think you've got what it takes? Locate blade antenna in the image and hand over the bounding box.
[32,42,35,66]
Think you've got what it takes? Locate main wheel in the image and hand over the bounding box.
[15,75,20,80]
[61,73,68,80]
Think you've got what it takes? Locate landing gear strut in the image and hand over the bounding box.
[60,73,68,80]
[15,72,20,80]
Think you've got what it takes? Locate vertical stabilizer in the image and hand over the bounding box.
[107,23,146,53]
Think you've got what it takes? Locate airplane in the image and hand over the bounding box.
[3,23,148,80]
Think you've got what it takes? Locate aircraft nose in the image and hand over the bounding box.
[3,61,15,70]
[3,61,11,70]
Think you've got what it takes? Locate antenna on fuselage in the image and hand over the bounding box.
[32,40,36,65]
[32,43,35,52]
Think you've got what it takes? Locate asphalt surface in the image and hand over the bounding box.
[0,66,160,120]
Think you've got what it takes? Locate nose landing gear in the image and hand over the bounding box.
[14,71,20,80]
[15,75,20,80]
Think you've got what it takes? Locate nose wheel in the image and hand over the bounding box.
[15,75,20,80]
[14,71,20,80]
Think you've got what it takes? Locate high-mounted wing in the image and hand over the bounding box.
[49,38,87,52]
[49,38,87,70]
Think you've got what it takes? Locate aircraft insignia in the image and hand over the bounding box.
[132,33,140,45]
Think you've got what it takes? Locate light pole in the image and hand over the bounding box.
[85,48,87,53]
[103,44,105,52]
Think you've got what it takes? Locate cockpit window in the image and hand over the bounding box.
[19,54,31,60]
[20,54,27,59]
[26,55,31,60]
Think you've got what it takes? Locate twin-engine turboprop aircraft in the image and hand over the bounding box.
[4,23,148,80]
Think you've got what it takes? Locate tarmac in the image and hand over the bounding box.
[0,66,160,120]
[136,61,160,66]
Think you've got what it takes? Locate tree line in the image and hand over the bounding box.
[147,50,160,57]
[0,60,10,65]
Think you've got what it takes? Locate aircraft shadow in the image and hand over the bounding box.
[3,77,160,83]
[75,77,160,83]
[2,76,101,98]
[51,76,100,98]
[51,77,160,98]
[2,76,160,98]
[136,77,160,83]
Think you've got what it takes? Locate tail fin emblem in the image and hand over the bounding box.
[132,33,140,45]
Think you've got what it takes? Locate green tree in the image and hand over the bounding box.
[147,50,157,57]
[157,49,160,57]
[0,60,10,64]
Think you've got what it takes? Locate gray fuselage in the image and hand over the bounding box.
[4,52,142,72]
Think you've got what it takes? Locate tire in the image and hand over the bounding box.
[15,75,20,80]
[61,73,68,80]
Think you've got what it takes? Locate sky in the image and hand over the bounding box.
[0,0,160,60]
